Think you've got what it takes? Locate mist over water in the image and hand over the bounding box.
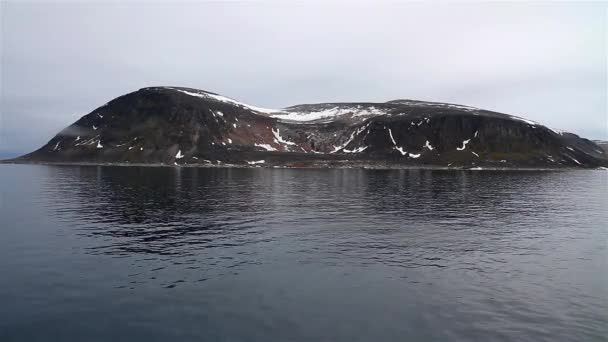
[0,165,606,341]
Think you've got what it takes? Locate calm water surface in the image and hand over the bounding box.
[0,165,606,341]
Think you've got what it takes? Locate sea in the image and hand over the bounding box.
[1,164,606,341]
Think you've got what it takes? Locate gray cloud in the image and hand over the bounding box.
[1,2,606,155]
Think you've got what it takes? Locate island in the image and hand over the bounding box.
[6,86,608,169]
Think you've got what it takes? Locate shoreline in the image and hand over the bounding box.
[1,159,603,172]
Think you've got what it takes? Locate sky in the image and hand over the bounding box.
[1,1,606,156]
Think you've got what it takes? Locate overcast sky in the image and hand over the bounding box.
[1,1,606,155]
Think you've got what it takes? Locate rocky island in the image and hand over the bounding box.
[7,87,608,169]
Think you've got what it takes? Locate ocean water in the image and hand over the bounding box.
[0,164,606,341]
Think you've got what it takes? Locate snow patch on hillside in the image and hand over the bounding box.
[457,139,470,151]
[331,123,371,153]
[272,128,296,145]
[255,143,277,151]
[395,146,407,155]
[343,146,368,153]
[173,88,280,114]
[247,160,265,165]
[389,100,480,112]
[509,115,537,126]
[388,128,397,145]
[273,106,385,122]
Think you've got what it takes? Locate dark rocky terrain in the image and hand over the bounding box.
[7,86,608,169]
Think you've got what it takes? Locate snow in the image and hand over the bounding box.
[509,115,538,126]
[395,146,408,155]
[597,167,608,171]
[343,146,368,153]
[569,156,582,165]
[469,167,483,170]
[128,146,134,150]
[474,130,478,138]
[255,143,277,151]
[75,136,80,141]
[331,123,370,153]
[227,138,232,144]
[97,113,103,118]
[566,147,575,152]
[174,88,280,114]
[247,160,265,165]
[415,118,429,126]
[92,125,98,130]
[330,142,347,153]
[175,150,184,159]
[216,111,224,117]
[233,123,237,128]
[471,151,479,157]
[53,141,61,151]
[434,103,477,111]
[424,140,434,150]
[388,128,397,145]
[547,127,564,135]
[140,147,143,151]
[272,106,385,122]
[387,100,479,112]
[394,147,420,158]
[96,141,103,149]
[272,128,296,145]
[75,135,99,146]
[457,139,470,151]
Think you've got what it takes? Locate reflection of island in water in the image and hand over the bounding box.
[42,165,563,260]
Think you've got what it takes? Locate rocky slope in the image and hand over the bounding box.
[11,86,608,169]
